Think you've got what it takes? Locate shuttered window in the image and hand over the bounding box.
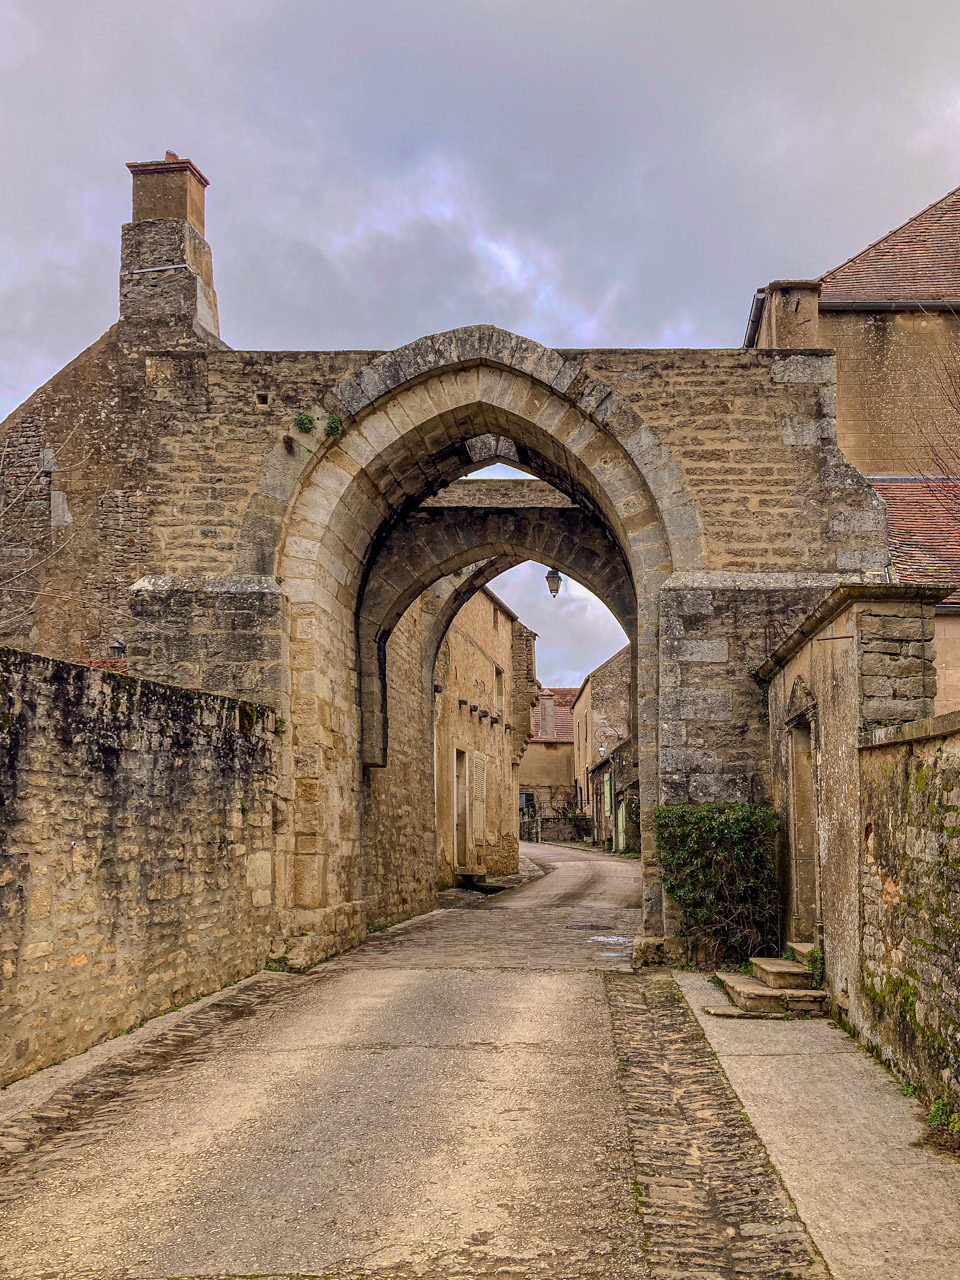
[472,752,487,843]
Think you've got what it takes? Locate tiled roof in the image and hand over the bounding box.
[871,479,960,604]
[532,687,577,742]
[819,185,960,303]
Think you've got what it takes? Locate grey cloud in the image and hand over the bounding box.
[488,562,628,687]
[5,0,960,679]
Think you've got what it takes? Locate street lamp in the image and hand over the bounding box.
[545,566,561,598]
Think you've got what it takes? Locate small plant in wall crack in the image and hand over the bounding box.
[747,665,771,725]
[295,412,316,434]
[805,945,826,989]
[325,414,342,439]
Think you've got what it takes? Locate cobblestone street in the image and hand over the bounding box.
[0,847,836,1278]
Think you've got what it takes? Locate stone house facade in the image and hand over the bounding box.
[572,645,631,817]
[518,687,577,839]
[745,187,960,721]
[433,587,533,882]
[761,585,959,1108]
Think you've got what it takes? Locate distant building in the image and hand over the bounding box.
[572,645,636,850]
[572,646,630,811]
[434,588,537,883]
[518,687,578,840]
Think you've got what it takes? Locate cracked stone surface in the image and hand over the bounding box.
[0,845,826,1280]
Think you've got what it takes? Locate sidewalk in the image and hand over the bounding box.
[675,970,960,1280]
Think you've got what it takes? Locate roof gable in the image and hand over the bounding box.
[532,686,577,742]
[820,184,960,303]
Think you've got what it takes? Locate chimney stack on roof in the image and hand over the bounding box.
[126,151,210,237]
[119,151,221,348]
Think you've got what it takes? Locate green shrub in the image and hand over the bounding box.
[295,412,315,433]
[652,801,780,961]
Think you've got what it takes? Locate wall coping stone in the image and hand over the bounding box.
[663,571,842,592]
[757,583,955,680]
[862,707,960,748]
[0,645,279,717]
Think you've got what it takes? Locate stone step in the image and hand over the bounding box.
[786,940,816,964]
[717,971,828,1015]
[751,956,814,989]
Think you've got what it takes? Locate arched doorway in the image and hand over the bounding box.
[269,326,698,943]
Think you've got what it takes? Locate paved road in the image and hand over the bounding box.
[0,843,825,1280]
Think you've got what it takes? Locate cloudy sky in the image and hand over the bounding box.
[4,0,960,681]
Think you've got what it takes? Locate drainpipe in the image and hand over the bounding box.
[743,289,766,348]
[610,751,617,852]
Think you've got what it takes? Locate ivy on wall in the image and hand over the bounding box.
[652,801,780,960]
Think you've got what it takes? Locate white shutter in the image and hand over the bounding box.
[472,753,487,843]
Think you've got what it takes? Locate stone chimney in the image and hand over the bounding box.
[756,280,821,349]
[539,691,556,740]
[119,151,223,348]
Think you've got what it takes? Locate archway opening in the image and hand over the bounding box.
[362,455,638,918]
[274,342,683,937]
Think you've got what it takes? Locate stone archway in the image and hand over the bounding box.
[358,483,639,923]
[270,326,696,940]
[358,484,636,766]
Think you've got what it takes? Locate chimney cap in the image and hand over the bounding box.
[126,152,210,189]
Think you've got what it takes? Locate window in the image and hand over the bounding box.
[492,605,499,631]
[495,666,504,717]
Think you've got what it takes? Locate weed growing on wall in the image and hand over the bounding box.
[652,801,781,961]
[805,944,826,989]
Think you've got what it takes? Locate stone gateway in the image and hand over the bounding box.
[0,152,918,1082]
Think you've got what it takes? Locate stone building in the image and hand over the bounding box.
[433,587,534,882]
[744,187,960,1106]
[2,150,927,1081]
[572,645,631,817]
[745,189,960,711]
[517,687,577,841]
[760,584,960,1106]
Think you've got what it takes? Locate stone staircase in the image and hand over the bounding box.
[716,942,827,1015]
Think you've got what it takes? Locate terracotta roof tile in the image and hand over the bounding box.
[871,479,960,604]
[820,184,960,303]
[532,687,577,742]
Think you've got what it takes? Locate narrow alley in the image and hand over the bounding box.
[0,846,957,1280]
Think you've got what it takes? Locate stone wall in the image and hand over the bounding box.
[860,714,960,1104]
[518,741,576,816]
[0,649,279,1086]
[360,594,438,929]
[764,586,949,1070]
[819,309,960,478]
[434,589,523,882]
[660,574,839,806]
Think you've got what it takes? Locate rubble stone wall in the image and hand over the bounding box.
[765,588,952,1097]
[860,715,960,1104]
[0,649,279,1086]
